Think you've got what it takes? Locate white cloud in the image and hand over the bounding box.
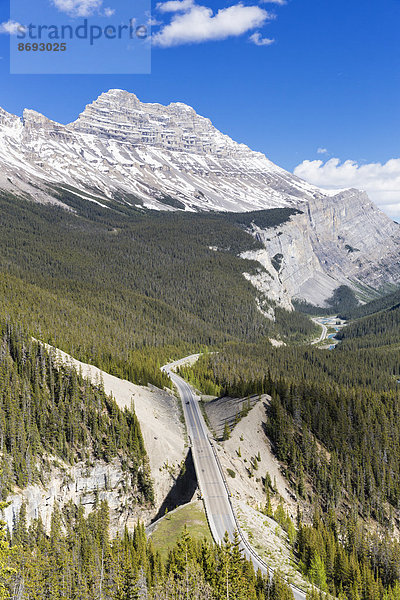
[153,2,271,47]
[294,157,400,218]
[0,20,26,35]
[51,0,103,17]
[249,31,274,46]
[148,17,163,26]
[157,0,194,13]
[103,7,115,17]
[317,147,328,154]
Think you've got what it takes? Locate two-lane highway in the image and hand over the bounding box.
[162,361,307,600]
[165,366,235,542]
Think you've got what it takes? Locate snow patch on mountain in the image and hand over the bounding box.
[0,89,322,212]
[0,89,399,305]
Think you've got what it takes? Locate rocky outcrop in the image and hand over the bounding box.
[243,190,400,306]
[4,346,187,535]
[4,458,142,537]
[70,89,246,156]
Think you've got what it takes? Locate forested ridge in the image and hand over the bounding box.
[182,300,400,514]
[0,318,153,503]
[337,304,400,350]
[180,300,400,598]
[339,288,400,321]
[183,342,400,514]
[296,509,400,599]
[263,499,400,598]
[0,194,314,387]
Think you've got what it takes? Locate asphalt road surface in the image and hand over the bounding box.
[162,361,307,600]
[311,318,328,344]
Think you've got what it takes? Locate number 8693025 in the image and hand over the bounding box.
[18,43,67,52]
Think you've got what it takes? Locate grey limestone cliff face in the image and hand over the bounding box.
[243,189,400,306]
[69,89,244,156]
[4,458,143,537]
[0,107,20,129]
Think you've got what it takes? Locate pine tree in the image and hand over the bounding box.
[265,487,273,517]
[223,421,231,441]
[309,554,328,591]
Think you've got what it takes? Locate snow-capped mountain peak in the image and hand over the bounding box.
[70,88,260,160]
[0,89,399,306]
[0,89,321,212]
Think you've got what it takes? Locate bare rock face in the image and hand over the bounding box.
[70,89,242,155]
[0,88,399,305]
[244,190,400,306]
[4,458,142,537]
[0,89,323,212]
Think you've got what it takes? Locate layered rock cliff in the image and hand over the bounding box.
[243,190,400,306]
[0,89,328,212]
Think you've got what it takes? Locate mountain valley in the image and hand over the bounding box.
[0,89,399,600]
[0,90,399,308]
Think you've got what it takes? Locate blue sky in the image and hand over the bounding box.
[0,0,399,217]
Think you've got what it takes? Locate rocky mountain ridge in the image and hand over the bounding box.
[0,89,399,305]
[0,88,327,212]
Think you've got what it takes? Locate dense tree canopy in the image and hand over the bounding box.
[4,502,296,600]
[181,300,400,597]
[0,319,153,503]
[0,194,315,386]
